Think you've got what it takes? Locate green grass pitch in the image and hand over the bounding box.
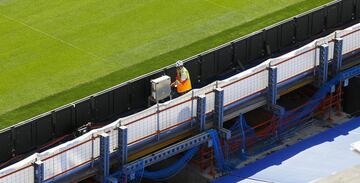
[0,0,332,129]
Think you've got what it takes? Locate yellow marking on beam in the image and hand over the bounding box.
[279,78,314,96]
[128,130,195,162]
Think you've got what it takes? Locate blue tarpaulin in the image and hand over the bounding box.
[214,117,360,183]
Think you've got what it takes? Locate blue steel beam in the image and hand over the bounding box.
[197,95,206,132]
[156,104,160,141]
[238,113,247,156]
[34,160,44,183]
[117,126,128,166]
[214,88,224,129]
[267,66,278,108]
[123,131,211,174]
[339,64,360,80]
[318,44,329,86]
[333,38,343,75]
[214,88,231,139]
[266,66,285,117]
[100,133,110,183]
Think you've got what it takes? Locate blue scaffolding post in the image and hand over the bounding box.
[332,38,344,98]
[34,160,44,183]
[214,88,231,140]
[118,126,128,165]
[238,113,247,157]
[99,133,110,183]
[267,66,278,108]
[318,43,329,86]
[117,126,128,182]
[156,103,160,141]
[267,66,284,136]
[197,95,206,132]
[332,38,343,75]
[214,88,224,129]
[267,66,285,115]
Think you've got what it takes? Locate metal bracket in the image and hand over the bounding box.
[271,104,285,117]
[218,128,231,140]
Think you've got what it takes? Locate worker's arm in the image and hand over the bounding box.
[171,68,188,86]
[171,80,180,87]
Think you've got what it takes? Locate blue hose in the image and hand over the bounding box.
[142,146,199,180]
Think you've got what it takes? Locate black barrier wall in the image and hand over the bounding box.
[343,77,360,115]
[1,0,359,164]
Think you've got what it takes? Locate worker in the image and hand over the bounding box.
[171,60,192,95]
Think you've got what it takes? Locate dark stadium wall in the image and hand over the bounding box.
[343,77,360,116]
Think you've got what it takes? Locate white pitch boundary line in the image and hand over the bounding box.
[203,0,232,11]
[0,13,107,63]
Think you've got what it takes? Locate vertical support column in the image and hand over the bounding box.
[117,126,128,183]
[191,91,195,127]
[100,133,110,183]
[335,81,343,116]
[197,95,206,131]
[332,38,343,75]
[333,38,344,116]
[319,43,329,121]
[156,104,160,141]
[214,88,224,129]
[266,66,283,135]
[118,126,128,166]
[238,113,246,157]
[267,66,278,109]
[34,160,44,183]
[318,44,329,86]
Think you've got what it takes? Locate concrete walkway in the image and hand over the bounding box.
[214,117,360,183]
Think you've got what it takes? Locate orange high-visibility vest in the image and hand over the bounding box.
[176,67,192,93]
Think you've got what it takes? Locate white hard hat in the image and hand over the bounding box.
[175,60,184,67]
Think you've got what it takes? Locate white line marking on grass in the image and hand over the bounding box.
[0,13,108,63]
[203,0,232,11]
